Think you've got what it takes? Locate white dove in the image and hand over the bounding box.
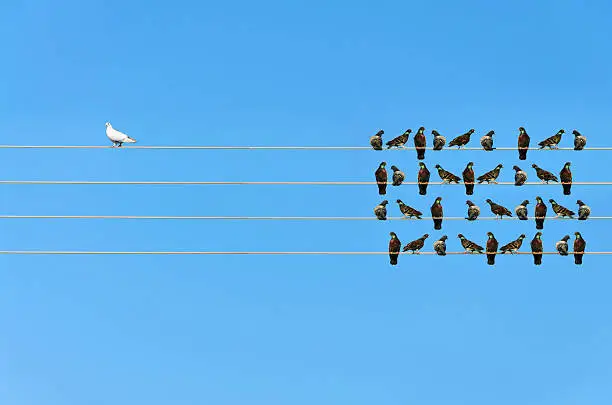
[105,122,137,147]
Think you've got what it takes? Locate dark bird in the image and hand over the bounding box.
[435,164,461,184]
[402,234,429,254]
[391,165,405,186]
[500,234,526,254]
[417,162,430,195]
[375,162,388,195]
[559,161,572,195]
[549,199,575,218]
[515,200,529,220]
[433,235,447,256]
[534,196,547,230]
[513,165,527,186]
[486,198,513,219]
[458,233,484,253]
[396,199,423,219]
[448,128,475,148]
[518,127,530,160]
[386,129,411,149]
[480,130,496,151]
[432,129,446,150]
[531,232,543,265]
[486,232,499,265]
[370,130,384,150]
[465,200,480,221]
[414,126,426,160]
[573,130,587,151]
[577,200,591,220]
[430,197,443,230]
[374,200,388,220]
[574,232,586,265]
[532,164,559,183]
[462,162,475,195]
[477,163,503,184]
[556,235,570,256]
[538,129,564,149]
[389,232,401,265]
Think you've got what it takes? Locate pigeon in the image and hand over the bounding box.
[480,130,496,151]
[389,232,402,265]
[391,165,405,186]
[518,127,530,160]
[417,162,430,195]
[458,233,484,253]
[402,234,429,254]
[432,130,446,150]
[374,200,388,220]
[375,162,388,195]
[513,165,527,186]
[538,129,564,149]
[414,126,426,160]
[559,162,572,195]
[515,200,529,220]
[486,198,513,219]
[105,122,137,147]
[574,232,586,265]
[500,234,526,254]
[573,130,587,151]
[430,197,443,230]
[556,235,570,256]
[465,200,480,221]
[549,199,575,219]
[532,164,559,183]
[486,232,499,265]
[462,162,475,195]
[396,199,423,219]
[530,232,543,265]
[477,164,503,184]
[370,130,384,150]
[577,200,591,220]
[449,129,475,148]
[433,235,448,256]
[435,164,461,184]
[386,129,412,149]
[534,196,547,230]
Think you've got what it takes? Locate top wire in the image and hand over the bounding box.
[0,145,611,150]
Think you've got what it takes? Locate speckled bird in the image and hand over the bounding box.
[432,129,446,151]
[556,235,570,256]
[396,199,423,219]
[370,130,384,150]
[530,232,543,265]
[500,234,526,254]
[574,232,586,265]
[462,161,475,195]
[465,200,480,221]
[435,164,461,184]
[391,165,405,186]
[538,129,564,149]
[477,163,503,184]
[433,235,447,256]
[389,232,401,265]
[486,232,498,265]
[448,128,475,148]
[573,130,587,151]
[430,197,443,230]
[480,130,495,151]
[532,164,559,183]
[375,162,388,195]
[513,165,527,186]
[417,162,430,195]
[402,234,429,254]
[577,200,591,220]
[518,127,530,160]
[386,129,412,149]
[534,196,547,230]
[458,234,484,254]
[515,200,529,220]
[374,200,388,220]
[486,198,513,219]
[559,161,572,195]
[414,126,426,160]
[549,199,575,218]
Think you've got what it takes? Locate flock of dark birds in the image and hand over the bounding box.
[368,127,591,266]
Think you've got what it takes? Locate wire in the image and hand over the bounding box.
[0,250,606,255]
[0,181,609,185]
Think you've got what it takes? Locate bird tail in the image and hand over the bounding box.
[390,254,398,265]
[378,184,386,195]
[416,149,425,160]
[574,254,583,265]
[519,216,528,221]
[487,254,495,265]
[418,184,427,195]
[124,137,137,143]
[519,149,527,160]
[534,254,542,265]
[535,219,544,230]
[578,217,586,221]
[433,218,442,230]
[465,184,474,195]
[439,251,446,256]
[563,184,571,195]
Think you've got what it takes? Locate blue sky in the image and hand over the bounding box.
[1,0,612,404]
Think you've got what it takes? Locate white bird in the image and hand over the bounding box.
[105,122,137,147]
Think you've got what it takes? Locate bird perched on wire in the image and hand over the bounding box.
[433,236,447,256]
[573,130,587,151]
[432,129,446,151]
[396,199,423,219]
[448,129,475,148]
[486,199,513,219]
[574,232,586,265]
[515,200,529,220]
[477,163,503,184]
[559,162,572,195]
[414,126,427,160]
[532,164,559,183]
[500,234,526,254]
[370,130,384,150]
[549,199,575,219]
[375,162,388,195]
[556,235,570,256]
[534,196,547,230]
[577,200,591,220]
[462,162,475,195]
[417,162,430,195]
[374,200,388,220]
[513,165,527,186]
[517,127,530,160]
[531,232,543,265]
[391,165,405,186]
[105,122,137,147]
[402,234,429,254]
[386,129,412,149]
[458,234,484,254]
[430,197,443,230]
[435,164,461,184]
[389,232,401,265]
[465,200,480,221]
[538,129,564,149]
[480,130,496,151]
[486,232,498,265]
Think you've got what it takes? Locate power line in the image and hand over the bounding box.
[0,181,609,186]
[0,250,608,255]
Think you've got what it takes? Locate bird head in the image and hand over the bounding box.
[467,161,474,168]
[439,235,448,241]
[535,232,542,238]
[558,129,565,134]
[381,200,388,205]
[380,162,386,167]
[468,129,475,134]
[574,232,582,238]
[105,122,111,128]
[435,197,442,203]
[519,234,526,240]
[457,234,465,239]
[435,164,442,169]
[576,200,584,206]
[531,164,538,169]
[418,162,426,168]
[417,126,425,133]
[432,130,440,136]
[466,200,474,206]
[486,130,495,136]
[375,130,384,136]
[422,234,430,239]
[390,232,397,238]
[396,199,403,204]
[562,235,570,241]
[497,163,503,169]
[487,232,494,238]
[391,165,399,171]
[519,126,526,132]
[521,200,530,206]
[404,129,412,134]
[536,196,543,203]
[549,199,556,204]
[572,129,581,136]
[564,162,571,168]
[513,165,521,171]
[485,198,493,204]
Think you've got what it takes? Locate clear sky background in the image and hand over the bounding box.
[1,0,612,404]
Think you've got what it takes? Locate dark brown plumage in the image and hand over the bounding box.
[500,234,526,254]
[532,164,559,183]
[549,199,575,218]
[396,199,423,219]
[448,129,475,148]
[370,130,384,150]
[477,164,503,184]
[432,130,446,150]
[531,232,543,265]
[435,164,461,184]
[430,197,443,230]
[391,165,405,186]
[480,130,495,151]
[560,162,572,195]
[462,162,475,195]
[485,199,512,219]
[375,162,387,195]
[458,233,484,253]
[486,232,498,265]
[573,130,587,151]
[534,196,547,230]
[402,234,429,253]
[386,129,411,149]
[513,165,527,186]
[414,126,426,160]
[538,129,564,149]
[574,232,586,265]
[417,162,430,195]
[518,127,530,160]
[389,232,401,265]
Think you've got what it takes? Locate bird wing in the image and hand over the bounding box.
[386,134,407,146]
[107,127,128,142]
